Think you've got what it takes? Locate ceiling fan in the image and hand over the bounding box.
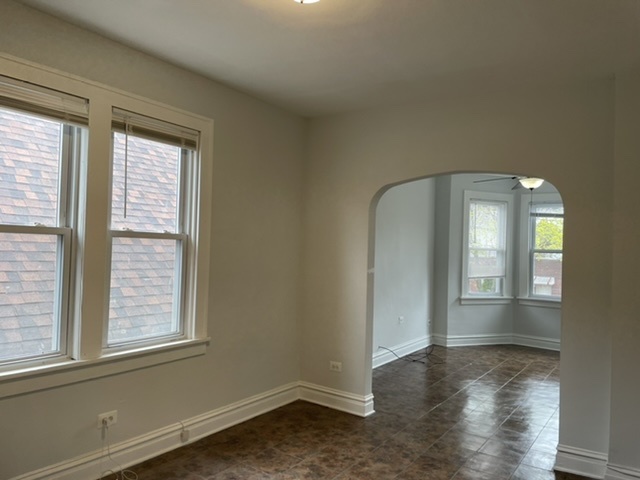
[473,175,544,190]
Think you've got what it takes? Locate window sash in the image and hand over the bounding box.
[528,202,563,299]
[0,227,72,367]
[105,233,186,348]
[106,113,192,349]
[0,101,80,368]
[464,193,511,297]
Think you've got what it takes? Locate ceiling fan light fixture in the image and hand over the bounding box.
[519,177,545,190]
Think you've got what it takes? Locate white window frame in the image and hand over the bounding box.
[461,190,514,304]
[517,192,563,307]
[0,77,87,369]
[104,109,199,351]
[0,55,212,399]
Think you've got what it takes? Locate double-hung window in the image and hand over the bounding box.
[107,109,199,349]
[0,75,87,366]
[528,202,563,299]
[0,62,212,396]
[462,191,513,299]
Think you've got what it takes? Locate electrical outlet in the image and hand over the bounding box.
[329,361,342,372]
[97,410,118,429]
[398,315,405,324]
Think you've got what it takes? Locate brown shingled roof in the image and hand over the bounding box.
[1,108,182,362]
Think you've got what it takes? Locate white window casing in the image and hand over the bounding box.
[461,190,514,302]
[0,55,212,398]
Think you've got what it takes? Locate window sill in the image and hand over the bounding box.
[459,296,514,305]
[517,297,562,309]
[0,337,209,399]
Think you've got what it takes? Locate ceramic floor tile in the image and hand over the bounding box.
[108,345,596,480]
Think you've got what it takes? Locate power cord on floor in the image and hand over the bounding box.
[99,420,138,480]
[378,344,444,364]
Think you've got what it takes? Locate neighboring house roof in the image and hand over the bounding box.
[0,108,180,361]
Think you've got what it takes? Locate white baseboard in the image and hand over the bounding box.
[606,464,640,480]
[555,444,608,479]
[513,334,561,351]
[11,381,373,480]
[298,381,375,417]
[431,333,560,351]
[440,333,513,347]
[12,382,300,480]
[373,335,431,368]
[431,333,447,346]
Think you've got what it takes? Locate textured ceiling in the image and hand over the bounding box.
[19,0,640,117]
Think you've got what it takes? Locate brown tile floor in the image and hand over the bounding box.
[109,345,591,479]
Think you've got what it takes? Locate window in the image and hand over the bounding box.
[107,109,199,348]
[529,203,563,298]
[0,65,212,395]
[0,76,87,366]
[462,191,513,298]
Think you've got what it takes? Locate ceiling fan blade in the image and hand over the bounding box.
[473,176,518,184]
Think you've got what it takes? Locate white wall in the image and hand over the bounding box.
[433,176,453,341]
[0,2,305,478]
[372,178,435,364]
[608,69,640,476]
[303,79,614,462]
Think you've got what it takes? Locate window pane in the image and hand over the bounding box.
[468,278,502,295]
[0,109,61,226]
[111,132,180,233]
[533,252,563,297]
[469,201,505,249]
[468,248,505,278]
[534,216,563,250]
[0,233,60,362]
[108,237,180,345]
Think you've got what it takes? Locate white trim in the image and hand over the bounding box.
[462,190,514,298]
[517,192,563,299]
[373,335,431,368]
[606,464,640,480]
[517,297,562,308]
[437,333,514,347]
[10,382,300,480]
[459,296,513,305]
[299,382,375,417]
[555,444,608,479]
[10,381,373,480]
[431,333,560,351]
[0,339,208,399]
[512,334,560,351]
[432,333,447,346]
[0,53,214,395]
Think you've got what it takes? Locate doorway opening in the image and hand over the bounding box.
[369,171,563,367]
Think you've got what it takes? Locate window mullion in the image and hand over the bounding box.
[72,103,112,361]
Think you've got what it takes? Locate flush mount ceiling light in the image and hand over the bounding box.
[294,0,320,3]
[519,177,545,190]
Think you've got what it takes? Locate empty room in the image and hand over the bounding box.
[0,1,639,479]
